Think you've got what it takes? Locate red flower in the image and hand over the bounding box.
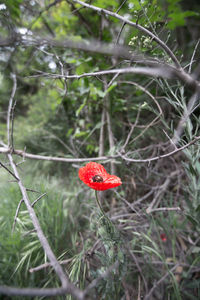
[79,162,122,191]
[160,233,167,242]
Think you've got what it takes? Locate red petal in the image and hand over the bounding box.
[79,162,122,191]
[160,233,167,242]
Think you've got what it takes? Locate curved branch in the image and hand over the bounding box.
[71,0,181,68]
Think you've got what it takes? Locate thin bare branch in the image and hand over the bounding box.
[121,122,139,153]
[116,21,126,44]
[188,39,200,73]
[146,176,171,214]
[28,65,200,91]
[26,188,41,193]
[7,154,84,300]
[29,258,72,273]
[0,34,161,64]
[172,92,200,144]
[28,66,174,80]
[10,97,17,150]
[115,0,128,14]
[0,34,199,91]
[0,135,199,165]
[119,135,200,163]
[147,207,181,213]
[72,0,181,68]
[146,170,180,213]
[0,147,118,162]
[104,80,116,174]
[0,286,79,297]
[7,74,17,148]
[98,108,106,157]
[128,250,148,293]
[0,160,19,181]
[31,193,47,207]
[117,80,163,147]
[144,264,179,300]
[12,198,24,233]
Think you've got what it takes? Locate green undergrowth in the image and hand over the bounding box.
[0,152,200,299]
[0,161,90,299]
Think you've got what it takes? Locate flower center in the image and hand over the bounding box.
[92,175,103,182]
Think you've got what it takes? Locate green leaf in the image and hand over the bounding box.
[6,0,22,20]
[93,0,118,9]
[66,128,73,137]
[76,97,87,117]
[167,11,198,29]
[106,82,117,94]
[74,130,88,138]
[186,214,199,226]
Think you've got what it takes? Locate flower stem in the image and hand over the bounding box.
[95,190,113,226]
[95,191,120,244]
[95,190,107,218]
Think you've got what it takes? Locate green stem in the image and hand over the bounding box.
[95,190,106,218]
[95,191,120,243]
[95,190,113,226]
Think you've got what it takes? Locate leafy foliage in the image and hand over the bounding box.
[0,0,200,299]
